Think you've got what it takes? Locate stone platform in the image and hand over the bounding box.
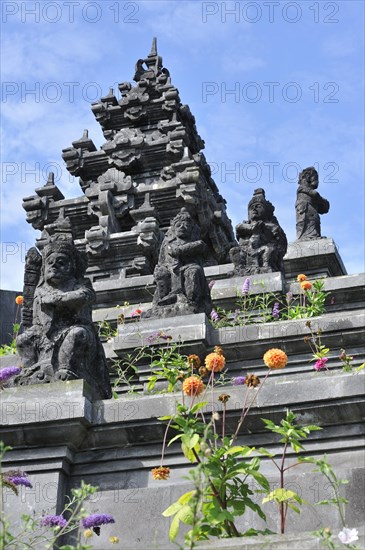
[1,244,364,549]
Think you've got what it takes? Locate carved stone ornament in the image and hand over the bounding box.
[230,188,288,276]
[296,166,330,240]
[15,235,112,399]
[143,208,213,319]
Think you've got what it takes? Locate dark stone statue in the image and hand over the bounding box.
[230,188,287,275]
[143,208,212,318]
[16,235,112,399]
[296,167,330,240]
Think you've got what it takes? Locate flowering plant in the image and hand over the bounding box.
[154,348,291,545]
[0,296,23,357]
[0,442,118,549]
[208,277,330,329]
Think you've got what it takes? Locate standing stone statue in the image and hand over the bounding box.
[230,188,287,275]
[16,235,112,399]
[143,208,212,318]
[296,167,330,240]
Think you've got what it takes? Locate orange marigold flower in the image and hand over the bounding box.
[187,354,201,369]
[183,376,204,397]
[15,296,24,305]
[213,346,224,356]
[152,466,170,480]
[297,274,307,282]
[263,348,288,369]
[301,281,312,291]
[205,352,226,372]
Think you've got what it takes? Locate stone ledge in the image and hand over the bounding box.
[196,528,365,550]
[1,372,363,450]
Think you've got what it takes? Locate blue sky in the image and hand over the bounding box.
[1,0,364,290]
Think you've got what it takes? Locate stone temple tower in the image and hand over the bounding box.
[23,38,236,283]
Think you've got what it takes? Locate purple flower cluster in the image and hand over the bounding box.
[7,474,32,488]
[0,366,21,383]
[40,515,67,528]
[286,291,293,304]
[210,309,219,322]
[314,357,328,371]
[232,376,246,386]
[208,280,216,290]
[146,331,172,344]
[81,513,115,529]
[242,278,250,295]
[272,302,280,319]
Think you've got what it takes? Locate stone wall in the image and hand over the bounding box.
[0,289,21,346]
[1,244,364,549]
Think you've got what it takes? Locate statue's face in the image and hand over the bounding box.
[309,174,319,189]
[302,171,318,189]
[174,218,192,239]
[44,252,74,285]
[249,202,266,221]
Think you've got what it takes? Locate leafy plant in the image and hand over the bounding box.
[260,410,321,533]
[155,348,279,548]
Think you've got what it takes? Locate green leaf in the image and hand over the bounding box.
[177,504,194,525]
[162,501,182,517]
[181,433,200,450]
[181,442,198,463]
[249,471,270,491]
[168,505,194,541]
[169,512,181,541]
[178,490,196,505]
[288,503,301,513]
[258,447,275,458]
[243,528,276,537]
[190,401,208,414]
[167,434,183,446]
[263,488,302,504]
[226,446,253,457]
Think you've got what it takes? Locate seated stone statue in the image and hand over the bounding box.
[16,235,112,399]
[230,188,287,275]
[144,208,212,318]
[296,167,330,240]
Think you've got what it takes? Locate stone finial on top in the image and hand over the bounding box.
[133,37,169,82]
[295,167,330,240]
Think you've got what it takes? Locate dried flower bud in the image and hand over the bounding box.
[198,366,208,377]
[245,374,260,388]
[218,393,230,403]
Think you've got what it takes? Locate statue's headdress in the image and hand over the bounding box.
[42,235,87,278]
[248,188,274,220]
[299,167,318,185]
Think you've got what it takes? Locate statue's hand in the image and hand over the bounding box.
[169,245,180,258]
[42,291,63,306]
[253,220,264,231]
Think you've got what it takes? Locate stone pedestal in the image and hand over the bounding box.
[284,238,347,279]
